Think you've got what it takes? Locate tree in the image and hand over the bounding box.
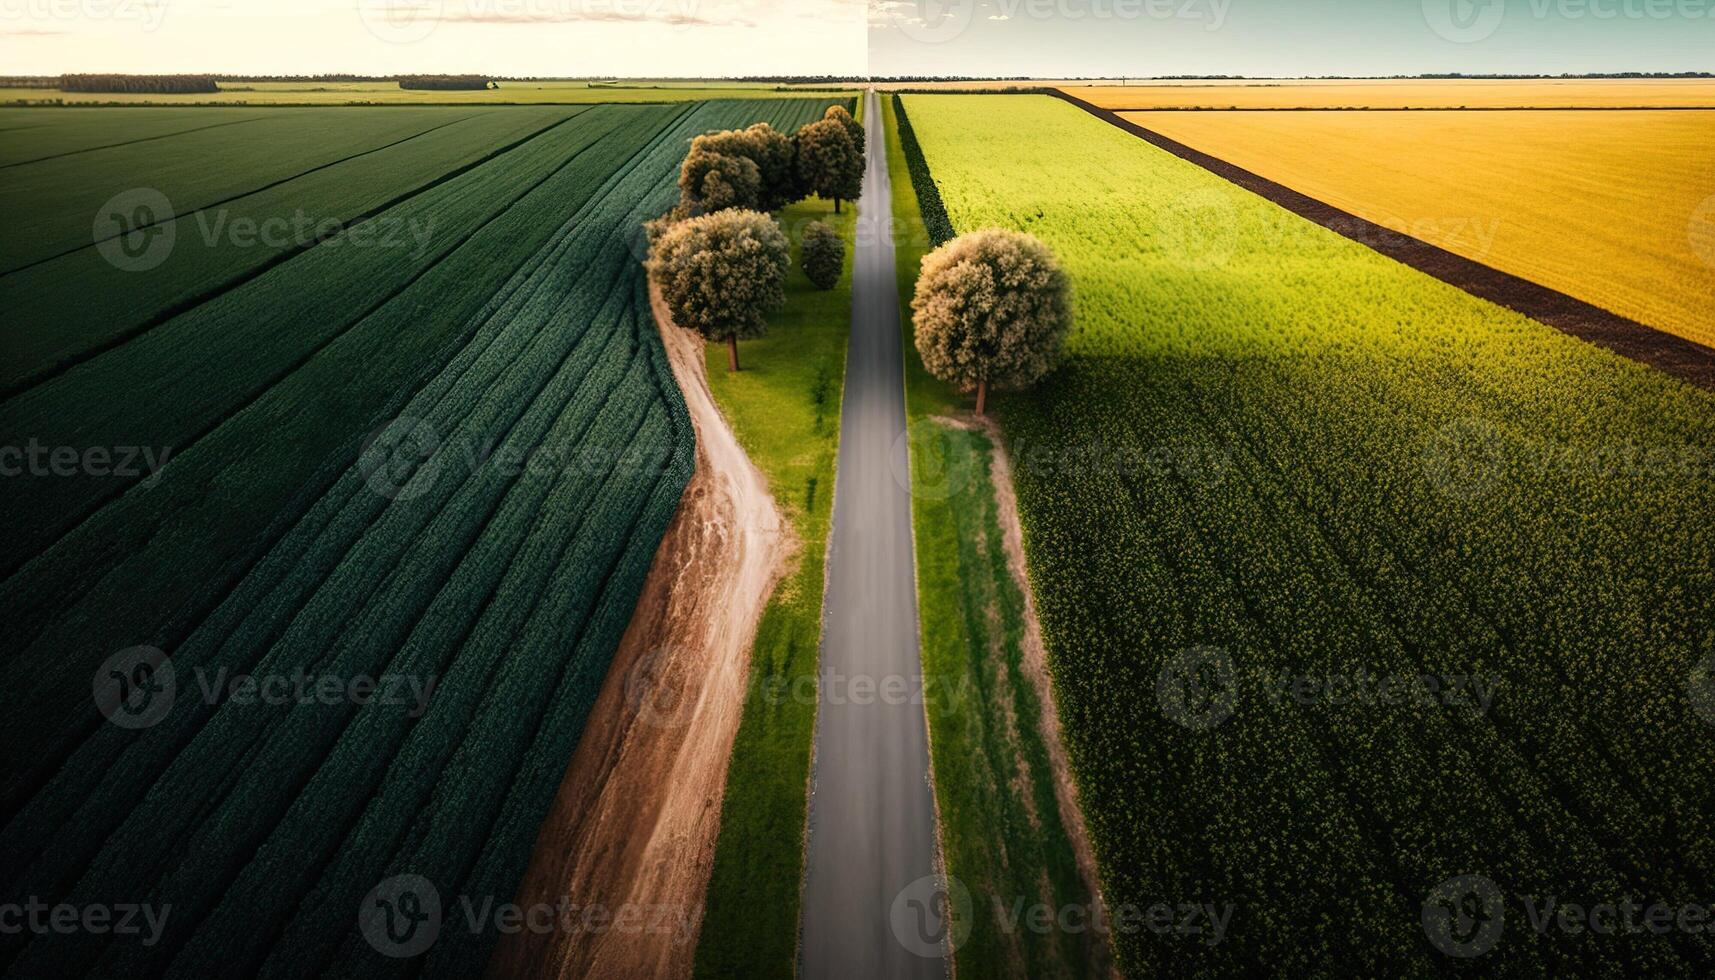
[794,118,862,214]
[648,210,790,372]
[692,123,799,211]
[824,104,865,160]
[801,221,843,290]
[911,229,1072,415]
[677,147,762,216]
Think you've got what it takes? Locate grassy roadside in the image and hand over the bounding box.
[690,133,859,976]
[886,93,1103,979]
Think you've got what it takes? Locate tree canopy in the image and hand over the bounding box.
[911,229,1072,414]
[648,209,791,371]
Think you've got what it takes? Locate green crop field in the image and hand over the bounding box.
[900,94,1715,977]
[0,96,840,978]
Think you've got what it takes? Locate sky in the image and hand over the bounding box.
[0,0,1709,76]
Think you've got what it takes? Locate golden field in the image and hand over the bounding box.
[1074,78,1715,109]
[1121,108,1715,348]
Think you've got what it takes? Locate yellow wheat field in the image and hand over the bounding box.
[1075,78,1715,109]
[1119,108,1715,348]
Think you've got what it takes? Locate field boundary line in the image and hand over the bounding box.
[0,114,270,170]
[1048,89,1715,392]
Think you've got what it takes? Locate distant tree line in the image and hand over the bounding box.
[398,76,496,91]
[59,75,218,93]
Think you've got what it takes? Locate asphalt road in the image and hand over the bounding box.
[799,90,947,979]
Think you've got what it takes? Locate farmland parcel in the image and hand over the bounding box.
[0,97,839,978]
[900,93,1715,976]
[1117,108,1715,347]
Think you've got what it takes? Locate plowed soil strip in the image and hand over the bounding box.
[1049,89,1715,392]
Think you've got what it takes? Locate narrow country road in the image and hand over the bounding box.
[799,90,947,979]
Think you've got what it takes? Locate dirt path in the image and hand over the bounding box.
[1050,89,1715,393]
[487,286,792,980]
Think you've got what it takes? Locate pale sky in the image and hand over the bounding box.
[1,0,1708,76]
[0,0,869,76]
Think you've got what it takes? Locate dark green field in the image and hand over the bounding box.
[0,97,837,978]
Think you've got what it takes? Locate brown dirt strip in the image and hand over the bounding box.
[486,285,792,980]
[1049,89,1715,393]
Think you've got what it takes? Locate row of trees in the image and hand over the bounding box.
[647,105,863,371]
[59,75,218,93]
[397,76,496,91]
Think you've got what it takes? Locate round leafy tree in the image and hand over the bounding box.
[794,118,862,213]
[911,229,1072,414]
[648,209,790,372]
[824,103,865,159]
[692,123,799,212]
[677,147,762,216]
[801,221,844,290]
